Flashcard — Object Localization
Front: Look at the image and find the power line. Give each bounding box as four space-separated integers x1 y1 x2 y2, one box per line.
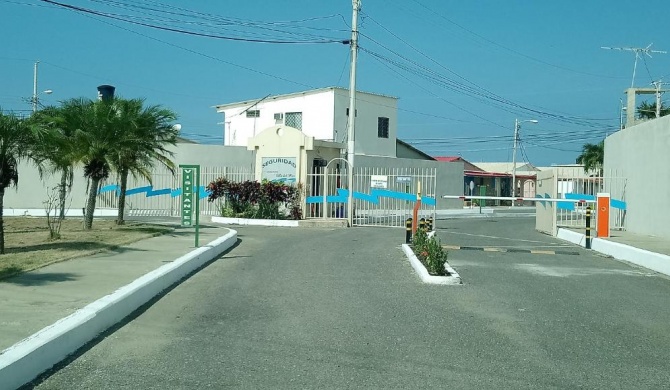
405 0 625 80
39 0 347 44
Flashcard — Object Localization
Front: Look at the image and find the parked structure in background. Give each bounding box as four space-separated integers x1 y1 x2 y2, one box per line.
437 156 541 206
215 87 398 158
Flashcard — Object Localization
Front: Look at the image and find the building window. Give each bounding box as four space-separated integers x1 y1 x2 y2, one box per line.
285 112 303 130
246 110 260 118
378 117 389 138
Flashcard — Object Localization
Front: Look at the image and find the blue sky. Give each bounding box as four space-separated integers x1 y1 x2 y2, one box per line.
2 0 669 166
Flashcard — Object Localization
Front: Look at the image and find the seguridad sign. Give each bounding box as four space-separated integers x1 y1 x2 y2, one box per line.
261 157 297 183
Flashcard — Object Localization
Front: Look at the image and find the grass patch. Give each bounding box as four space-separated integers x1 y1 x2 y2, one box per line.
0 217 174 281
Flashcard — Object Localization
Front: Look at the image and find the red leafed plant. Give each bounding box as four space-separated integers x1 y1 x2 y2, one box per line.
207 178 302 220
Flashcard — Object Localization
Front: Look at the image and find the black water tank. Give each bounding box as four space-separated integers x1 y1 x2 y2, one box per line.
97 85 115 101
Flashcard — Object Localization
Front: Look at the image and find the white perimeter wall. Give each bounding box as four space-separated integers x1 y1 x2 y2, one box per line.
604 116 670 238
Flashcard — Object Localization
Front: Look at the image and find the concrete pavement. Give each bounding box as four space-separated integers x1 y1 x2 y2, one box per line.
0 223 236 389
26 219 670 389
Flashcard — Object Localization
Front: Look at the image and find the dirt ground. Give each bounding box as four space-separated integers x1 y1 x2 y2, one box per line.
0 217 174 280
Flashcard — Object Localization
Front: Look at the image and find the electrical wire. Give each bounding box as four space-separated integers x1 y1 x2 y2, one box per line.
39 0 347 44
404 0 626 80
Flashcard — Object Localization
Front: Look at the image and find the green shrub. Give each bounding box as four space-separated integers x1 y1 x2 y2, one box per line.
207 178 302 220
412 230 448 276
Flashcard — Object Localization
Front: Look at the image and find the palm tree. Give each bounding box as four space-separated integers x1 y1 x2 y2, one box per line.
576 141 604 175
0 111 44 253
637 101 670 120
30 105 79 219
65 98 122 230
109 98 178 225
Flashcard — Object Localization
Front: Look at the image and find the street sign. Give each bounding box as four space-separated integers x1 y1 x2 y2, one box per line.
396 176 412 184
180 164 200 247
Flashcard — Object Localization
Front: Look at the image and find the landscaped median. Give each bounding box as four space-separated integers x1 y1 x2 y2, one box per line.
0 228 238 390
402 229 461 285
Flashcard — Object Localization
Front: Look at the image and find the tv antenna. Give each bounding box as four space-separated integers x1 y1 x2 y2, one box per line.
601 43 667 87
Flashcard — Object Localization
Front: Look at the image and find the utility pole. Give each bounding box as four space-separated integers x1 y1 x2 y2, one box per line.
511 119 519 206
652 80 663 118
511 119 538 207
32 61 39 113
346 0 360 227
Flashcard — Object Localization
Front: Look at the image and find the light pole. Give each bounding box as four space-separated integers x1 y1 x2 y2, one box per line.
511 118 538 207
32 61 52 113
346 0 361 227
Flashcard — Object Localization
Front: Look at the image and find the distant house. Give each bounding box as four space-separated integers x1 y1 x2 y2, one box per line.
435 157 540 205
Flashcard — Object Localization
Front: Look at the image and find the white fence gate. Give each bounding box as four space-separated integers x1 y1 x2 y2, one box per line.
306 166 437 227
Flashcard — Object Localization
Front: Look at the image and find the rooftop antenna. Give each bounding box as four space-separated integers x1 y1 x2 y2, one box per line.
601 43 667 87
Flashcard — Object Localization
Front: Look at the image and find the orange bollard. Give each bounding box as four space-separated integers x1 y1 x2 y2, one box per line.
596 193 610 238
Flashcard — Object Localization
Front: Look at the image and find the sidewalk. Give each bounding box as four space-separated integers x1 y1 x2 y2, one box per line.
557 227 670 277
0 224 232 352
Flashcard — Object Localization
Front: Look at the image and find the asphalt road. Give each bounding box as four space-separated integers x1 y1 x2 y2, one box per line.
29 218 670 389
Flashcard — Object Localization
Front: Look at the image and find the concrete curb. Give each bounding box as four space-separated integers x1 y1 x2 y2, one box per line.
401 244 462 285
557 228 670 277
0 229 238 390
211 216 299 227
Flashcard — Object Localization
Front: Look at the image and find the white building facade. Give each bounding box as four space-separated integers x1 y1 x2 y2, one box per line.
215 87 398 158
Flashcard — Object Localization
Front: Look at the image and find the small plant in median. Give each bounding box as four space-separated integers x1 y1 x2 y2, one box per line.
207 178 302 220
43 186 69 239
412 228 448 276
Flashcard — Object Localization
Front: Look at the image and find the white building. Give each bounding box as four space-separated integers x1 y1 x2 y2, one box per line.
214 87 398 158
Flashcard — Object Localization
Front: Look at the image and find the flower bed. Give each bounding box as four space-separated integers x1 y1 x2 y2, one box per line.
207 178 303 220
411 229 449 276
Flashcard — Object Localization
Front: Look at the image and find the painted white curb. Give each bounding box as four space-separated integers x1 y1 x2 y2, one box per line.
211 216 299 227
401 244 462 285
0 229 238 390
557 228 670 277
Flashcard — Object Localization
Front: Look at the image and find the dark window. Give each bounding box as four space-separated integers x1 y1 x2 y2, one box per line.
285 112 303 130
246 110 260 118
378 117 389 138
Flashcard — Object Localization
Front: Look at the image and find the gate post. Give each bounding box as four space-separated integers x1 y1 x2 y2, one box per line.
585 206 592 249
597 193 610 238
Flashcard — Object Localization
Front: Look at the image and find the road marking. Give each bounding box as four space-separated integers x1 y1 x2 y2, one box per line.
442 245 580 256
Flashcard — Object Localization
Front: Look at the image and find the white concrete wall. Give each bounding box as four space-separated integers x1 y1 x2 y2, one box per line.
333 89 397 157
221 91 335 145
535 169 557 235
604 115 670 238
2 144 255 211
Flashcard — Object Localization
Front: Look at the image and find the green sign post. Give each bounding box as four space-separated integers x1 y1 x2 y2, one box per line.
180 164 200 247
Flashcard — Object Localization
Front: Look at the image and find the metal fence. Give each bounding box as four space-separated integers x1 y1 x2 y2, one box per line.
305 165 437 228
555 169 627 230
97 165 254 218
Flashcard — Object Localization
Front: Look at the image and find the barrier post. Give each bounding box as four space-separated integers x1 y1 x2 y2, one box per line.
428 217 433 232
596 193 610 238
419 218 426 232
412 181 422 234
405 218 412 244
585 206 592 249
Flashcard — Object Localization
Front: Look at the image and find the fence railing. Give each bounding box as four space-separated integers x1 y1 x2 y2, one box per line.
97 165 254 218
305 166 437 227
